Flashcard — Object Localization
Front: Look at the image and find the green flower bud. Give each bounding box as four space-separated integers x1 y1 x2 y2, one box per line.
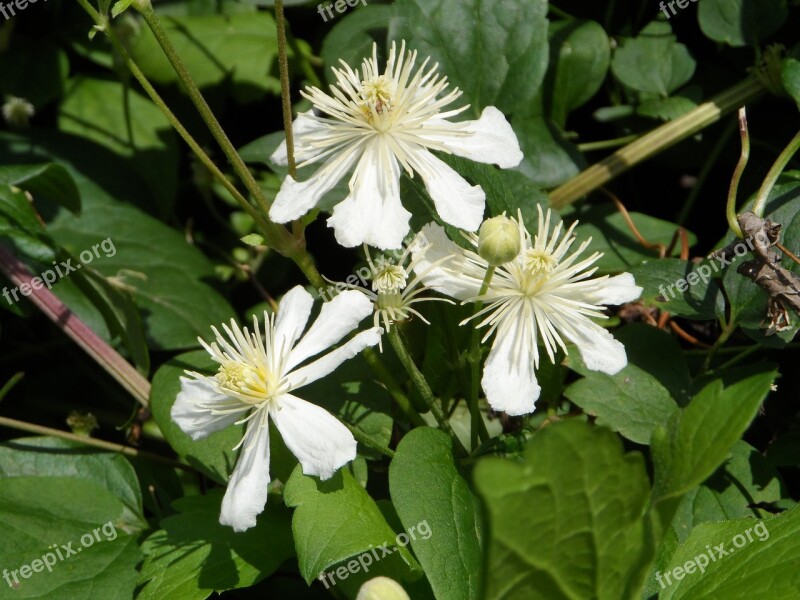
356 577 410 600
478 215 521 265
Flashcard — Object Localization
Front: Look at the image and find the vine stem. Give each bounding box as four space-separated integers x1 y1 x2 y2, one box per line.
467 267 495 448
275 0 297 179
726 108 750 238
0 246 150 407
752 128 800 217
387 328 468 456
0 416 193 471
549 77 765 209
362 347 426 427
343 422 394 459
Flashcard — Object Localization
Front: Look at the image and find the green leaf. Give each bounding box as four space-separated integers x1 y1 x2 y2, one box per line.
782 56 800 111
474 420 653 600
389 428 483 600
513 116 584 188
611 21 695 97
698 0 788 47
0 438 146 599
57 77 179 210
393 0 549 117
47 188 235 350
630 257 724 320
0 186 55 263
130 12 282 101
660 506 800 599
150 351 245 484
544 20 610 127
0 164 80 214
564 326 681 444
284 466 422 590
652 363 778 506
138 490 294 600
573 204 697 274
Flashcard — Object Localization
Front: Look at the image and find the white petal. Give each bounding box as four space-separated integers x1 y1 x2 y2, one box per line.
286 290 374 371
406 147 485 232
481 325 540 416
270 111 332 166
286 328 382 389
269 141 363 224
171 377 243 440
585 273 643 306
271 394 356 480
219 413 271 532
422 106 523 168
564 320 628 375
274 285 313 356
327 140 411 250
412 223 483 300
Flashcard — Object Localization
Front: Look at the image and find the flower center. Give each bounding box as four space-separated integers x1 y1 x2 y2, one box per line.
524 248 558 276
216 361 279 405
372 265 408 294
359 76 395 126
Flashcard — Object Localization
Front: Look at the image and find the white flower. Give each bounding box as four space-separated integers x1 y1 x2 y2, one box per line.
269 41 523 251
412 208 642 416
2 96 35 129
171 286 381 532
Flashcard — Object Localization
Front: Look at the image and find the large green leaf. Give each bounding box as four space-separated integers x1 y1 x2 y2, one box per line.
474 420 653 600
660 506 800 599
651 364 778 518
698 0 788 47
389 428 483 600
0 164 80 214
130 12 282 101
284 466 422 592
57 77 178 210
0 438 145 600
138 491 294 600
393 0 549 118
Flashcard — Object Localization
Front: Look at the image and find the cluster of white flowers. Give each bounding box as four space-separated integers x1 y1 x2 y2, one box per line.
174 41 641 531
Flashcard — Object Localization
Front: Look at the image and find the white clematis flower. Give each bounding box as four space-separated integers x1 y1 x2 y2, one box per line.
412 208 642 417
269 40 523 251
171 286 381 532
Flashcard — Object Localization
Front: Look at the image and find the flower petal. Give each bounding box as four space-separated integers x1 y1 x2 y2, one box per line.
584 273 643 306
481 324 540 416
271 393 356 480
286 290 374 371
286 327 382 389
564 320 628 375
327 139 411 250
274 285 313 356
412 223 483 300
406 146 485 232
172 377 245 440
219 412 271 532
270 111 333 166
421 106 523 168
269 140 364 224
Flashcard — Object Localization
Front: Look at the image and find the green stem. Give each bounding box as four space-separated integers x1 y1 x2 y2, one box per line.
344 422 394 459
0 372 23 402
275 0 297 179
717 344 761 370
468 267 495 448
0 416 194 471
550 77 765 209
727 108 750 238
752 128 800 217
387 328 467 456
362 347 426 427
701 320 738 372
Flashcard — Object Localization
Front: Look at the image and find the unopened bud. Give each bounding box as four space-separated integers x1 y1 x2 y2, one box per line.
478 215 521 265
2 96 35 129
356 577 410 600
